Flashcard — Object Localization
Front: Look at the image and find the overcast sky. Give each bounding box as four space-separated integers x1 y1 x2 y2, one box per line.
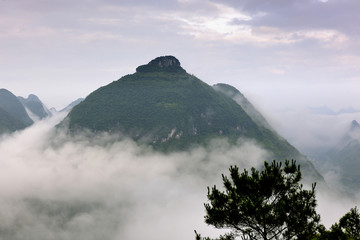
1 2 360 236
0 0 359 112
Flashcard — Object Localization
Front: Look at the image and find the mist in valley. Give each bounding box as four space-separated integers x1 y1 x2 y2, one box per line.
0 113 269 240
0 112 359 239
1 0 360 239
263 107 360 193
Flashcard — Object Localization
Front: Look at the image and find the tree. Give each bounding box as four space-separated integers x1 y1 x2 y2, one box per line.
314 223 348 240
339 207 360 239
314 207 360 240
196 160 320 240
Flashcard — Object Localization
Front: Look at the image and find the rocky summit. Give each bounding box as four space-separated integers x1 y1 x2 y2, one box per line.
135 56 185 73
149 56 181 67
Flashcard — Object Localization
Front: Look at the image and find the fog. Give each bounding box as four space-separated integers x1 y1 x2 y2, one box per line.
261 107 360 227
0 113 269 240
0 113 359 239
263 108 360 153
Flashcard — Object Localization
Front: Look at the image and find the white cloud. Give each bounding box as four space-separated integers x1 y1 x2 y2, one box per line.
333 54 360 68
162 1 254 42
299 29 348 46
0 114 269 240
1 114 358 238
165 2 348 48
80 17 124 26
266 67 286 75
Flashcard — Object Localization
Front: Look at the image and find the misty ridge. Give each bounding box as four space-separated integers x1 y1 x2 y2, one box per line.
268 106 360 195
0 56 360 239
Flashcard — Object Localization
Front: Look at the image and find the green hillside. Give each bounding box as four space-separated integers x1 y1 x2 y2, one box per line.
0 89 33 133
0 107 27 134
213 83 275 132
62 56 323 181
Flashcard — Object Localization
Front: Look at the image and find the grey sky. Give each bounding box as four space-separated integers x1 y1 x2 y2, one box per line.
1 2 360 236
0 0 359 112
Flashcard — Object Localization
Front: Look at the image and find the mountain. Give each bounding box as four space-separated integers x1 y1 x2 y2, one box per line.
60 98 84 112
18 94 52 120
213 83 275 132
324 120 360 192
350 119 360 131
307 106 360 115
308 106 337 115
0 89 52 134
337 107 360 115
0 89 34 134
0 107 28 134
61 56 323 181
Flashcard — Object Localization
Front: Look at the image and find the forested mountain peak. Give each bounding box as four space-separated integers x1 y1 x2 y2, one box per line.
61 56 323 182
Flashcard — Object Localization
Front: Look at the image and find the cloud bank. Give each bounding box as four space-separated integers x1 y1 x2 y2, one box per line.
0 113 359 239
0 114 268 240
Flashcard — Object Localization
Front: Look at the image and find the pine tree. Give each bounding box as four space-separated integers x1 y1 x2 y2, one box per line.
339 207 360 239
196 160 320 240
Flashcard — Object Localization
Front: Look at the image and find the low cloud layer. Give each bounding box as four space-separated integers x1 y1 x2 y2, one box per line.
267 109 360 152
0 114 269 240
0 114 359 239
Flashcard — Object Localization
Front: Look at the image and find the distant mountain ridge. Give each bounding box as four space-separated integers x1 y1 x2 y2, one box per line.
0 89 53 134
18 94 52 120
60 98 84 112
0 89 34 133
308 106 360 115
314 119 360 193
0 89 34 126
61 56 323 182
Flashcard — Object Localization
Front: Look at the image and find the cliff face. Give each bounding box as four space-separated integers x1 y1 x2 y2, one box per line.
135 56 186 73
149 56 181 67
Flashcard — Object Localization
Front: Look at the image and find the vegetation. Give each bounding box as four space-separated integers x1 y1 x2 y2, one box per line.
0 88 33 127
315 207 360 240
135 55 186 73
0 88 34 134
65 59 269 151
196 160 320 240
196 160 360 240
63 56 322 182
213 83 275 132
0 107 27 134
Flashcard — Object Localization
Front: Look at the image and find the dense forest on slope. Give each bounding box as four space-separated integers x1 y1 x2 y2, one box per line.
62 56 323 181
